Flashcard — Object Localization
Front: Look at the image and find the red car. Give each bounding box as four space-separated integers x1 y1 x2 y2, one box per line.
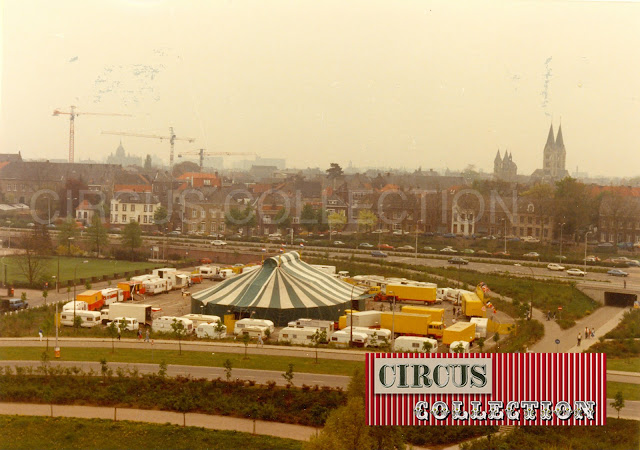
378 244 394 250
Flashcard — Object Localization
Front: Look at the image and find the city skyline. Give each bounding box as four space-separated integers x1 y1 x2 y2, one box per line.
1 1 639 177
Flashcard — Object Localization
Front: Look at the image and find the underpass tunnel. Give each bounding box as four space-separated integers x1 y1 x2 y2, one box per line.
604 291 637 307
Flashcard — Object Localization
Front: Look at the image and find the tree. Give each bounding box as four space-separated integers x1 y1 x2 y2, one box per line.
610 391 625 419
117 319 128 339
241 333 251 359
315 208 329 232
153 206 168 229
274 207 292 229
225 205 256 236
121 221 142 261
421 340 433 353
214 320 226 339
171 319 187 355
87 213 108 257
553 177 596 239
16 237 49 286
282 363 294 388
326 163 344 180
174 395 194 427
477 337 486 352
452 342 465 353
73 315 83 329
522 183 555 242
328 212 347 232
223 358 233 382
144 154 153 170
107 321 118 353
357 210 378 233
57 218 80 253
31 224 53 255
310 329 327 364
300 204 317 232
42 289 48 306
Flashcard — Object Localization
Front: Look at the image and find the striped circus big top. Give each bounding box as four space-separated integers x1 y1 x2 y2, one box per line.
191 251 364 325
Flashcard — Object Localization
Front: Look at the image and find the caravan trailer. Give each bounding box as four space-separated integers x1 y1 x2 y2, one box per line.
341 327 391 347
394 336 438 353
239 325 269 339
198 266 217 279
152 316 194 334
101 288 123 305
287 318 335 333
181 314 221 327
60 310 101 328
470 318 488 338
62 301 88 312
329 330 368 347
233 318 275 335
143 278 167 295
279 327 322 345
195 322 227 339
449 341 471 353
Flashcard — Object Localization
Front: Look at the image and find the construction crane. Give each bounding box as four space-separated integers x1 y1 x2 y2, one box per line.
53 106 131 163
101 127 195 169
177 149 257 170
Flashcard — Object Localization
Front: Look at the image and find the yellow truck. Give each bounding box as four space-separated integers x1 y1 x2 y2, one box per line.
442 322 476 345
461 292 486 318
380 312 442 338
398 306 445 337
76 290 104 311
383 284 437 304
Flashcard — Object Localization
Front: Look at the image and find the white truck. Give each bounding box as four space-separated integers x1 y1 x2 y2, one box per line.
143 278 171 295
108 303 153 326
198 266 217 279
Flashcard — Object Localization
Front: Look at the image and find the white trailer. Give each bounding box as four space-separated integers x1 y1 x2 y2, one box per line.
394 336 438 353
111 317 140 332
238 325 269 339
181 314 221 327
329 330 368 347
470 318 488 338
62 301 88 312
131 274 155 283
342 327 391 347
108 303 153 326
195 322 227 339
174 273 190 289
346 311 381 328
234 318 275 335
287 318 335 333
143 278 166 295
449 340 471 353
152 316 194 334
100 288 123 305
198 266 217 279
60 310 101 328
279 327 322 345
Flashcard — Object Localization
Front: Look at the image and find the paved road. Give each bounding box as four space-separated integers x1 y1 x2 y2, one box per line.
0 360 351 389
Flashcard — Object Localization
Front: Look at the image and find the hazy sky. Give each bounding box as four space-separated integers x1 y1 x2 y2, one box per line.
1 0 639 177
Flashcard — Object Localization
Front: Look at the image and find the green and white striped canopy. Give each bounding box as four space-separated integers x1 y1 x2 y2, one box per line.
191 251 365 326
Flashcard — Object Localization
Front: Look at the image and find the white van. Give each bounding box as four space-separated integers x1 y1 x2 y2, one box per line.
394 336 438 353
470 318 488 338
181 314 221 327
111 317 140 331
279 327 322 345
234 318 275 335
342 327 391 347
329 330 368 347
60 310 101 328
196 322 227 339
449 340 471 353
62 301 89 312
152 316 194 334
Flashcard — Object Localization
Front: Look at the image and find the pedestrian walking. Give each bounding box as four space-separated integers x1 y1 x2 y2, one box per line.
585 327 589 340
145 329 150 342
137 329 142 340
577 332 581 346
624 280 627 289
117 331 121 341
591 327 595 338
257 334 263 348
38 329 43 341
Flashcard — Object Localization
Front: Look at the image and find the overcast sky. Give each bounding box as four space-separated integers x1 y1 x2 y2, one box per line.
1 0 639 177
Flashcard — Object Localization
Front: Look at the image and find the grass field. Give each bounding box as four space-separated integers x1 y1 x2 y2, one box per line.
607 357 640 373
607 381 640 401
0 416 303 450
0 346 362 376
1 256 159 285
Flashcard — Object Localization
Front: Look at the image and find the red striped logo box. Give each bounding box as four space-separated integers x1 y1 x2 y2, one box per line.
366 353 606 426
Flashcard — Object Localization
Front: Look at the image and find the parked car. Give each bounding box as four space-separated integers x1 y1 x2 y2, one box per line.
461 249 475 254
371 251 388 258
523 252 540 258
211 240 227 246
167 231 181 236
522 236 540 243
626 260 640 267
584 255 600 263
448 257 469 265
440 247 457 253
359 242 374 248
566 268 586 277
423 246 435 251
554 255 567 260
392 230 404 236
597 242 614 248
378 244 394 250
476 250 490 255
397 245 415 251
607 269 629 277
493 251 510 256
333 240 345 246
547 263 565 271
8 298 28 310
443 233 456 238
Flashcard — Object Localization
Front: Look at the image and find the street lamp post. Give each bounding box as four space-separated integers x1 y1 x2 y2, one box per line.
415 220 421 262
559 222 566 263
68 236 74 256
584 231 592 274
389 290 396 352
500 218 507 254
73 260 89 323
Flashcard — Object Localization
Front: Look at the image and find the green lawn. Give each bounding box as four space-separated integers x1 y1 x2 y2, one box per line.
0 416 303 450
607 357 640 373
0 346 361 376
607 381 640 401
1 256 159 285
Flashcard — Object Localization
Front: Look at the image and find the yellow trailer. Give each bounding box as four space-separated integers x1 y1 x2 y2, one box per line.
461 292 486 318
380 312 432 337
386 284 437 303
400 306 445 323
442 322 476 345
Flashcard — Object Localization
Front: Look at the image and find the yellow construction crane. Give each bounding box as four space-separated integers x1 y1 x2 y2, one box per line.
177 148 257 170
102 127 195 168
53 106 131 163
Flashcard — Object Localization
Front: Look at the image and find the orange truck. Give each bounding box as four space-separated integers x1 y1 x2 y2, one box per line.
76 290 104 311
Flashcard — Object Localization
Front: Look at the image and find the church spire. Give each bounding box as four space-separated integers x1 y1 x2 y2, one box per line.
494 150 502 163
556 124 565 149
545 123 555 147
